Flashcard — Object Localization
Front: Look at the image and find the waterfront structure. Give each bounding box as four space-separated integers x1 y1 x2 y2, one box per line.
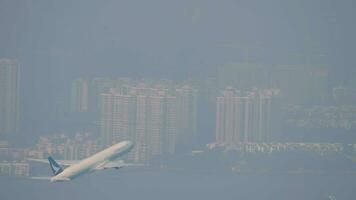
0 161 29 177
31 133 100 160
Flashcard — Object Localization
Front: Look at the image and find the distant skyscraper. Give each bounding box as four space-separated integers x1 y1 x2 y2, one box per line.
0 59 20 138
216 87 277 145
71 78 89 112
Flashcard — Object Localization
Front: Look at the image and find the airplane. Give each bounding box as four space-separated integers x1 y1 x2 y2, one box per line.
28 140 134 182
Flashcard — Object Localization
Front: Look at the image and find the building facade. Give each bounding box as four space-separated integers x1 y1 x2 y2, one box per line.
175 85 197 146
71 78 89 113
216 87 277 145
100 85 180 163
0 59 20 139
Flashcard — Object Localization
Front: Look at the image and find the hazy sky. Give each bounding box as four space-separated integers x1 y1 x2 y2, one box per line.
1 0 355 133
1 3 356 200
1 0 355 76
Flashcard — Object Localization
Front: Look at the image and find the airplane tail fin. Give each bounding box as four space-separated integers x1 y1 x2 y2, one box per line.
48 156 63 176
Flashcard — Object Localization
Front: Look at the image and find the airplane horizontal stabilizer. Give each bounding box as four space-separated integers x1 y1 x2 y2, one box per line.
27 158 78 167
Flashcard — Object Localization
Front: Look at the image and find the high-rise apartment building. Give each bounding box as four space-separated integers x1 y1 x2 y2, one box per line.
147 95 164 156
163 96 177 154
71 78 89 113
216 87 277 145
100 89 133 146
100 85 179 163
0 59 20 138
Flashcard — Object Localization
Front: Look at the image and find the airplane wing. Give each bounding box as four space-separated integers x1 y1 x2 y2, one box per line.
94 160 144 170
27 158 79 167
30 176 52 180
29 176 70 182
95 160 125 170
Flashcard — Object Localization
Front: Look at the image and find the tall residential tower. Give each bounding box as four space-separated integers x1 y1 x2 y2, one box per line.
216 87 278 144
71 78 89 113
0 59 20 139
99 84 179 164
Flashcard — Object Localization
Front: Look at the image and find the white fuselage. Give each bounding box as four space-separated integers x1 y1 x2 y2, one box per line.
51 141 133 182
